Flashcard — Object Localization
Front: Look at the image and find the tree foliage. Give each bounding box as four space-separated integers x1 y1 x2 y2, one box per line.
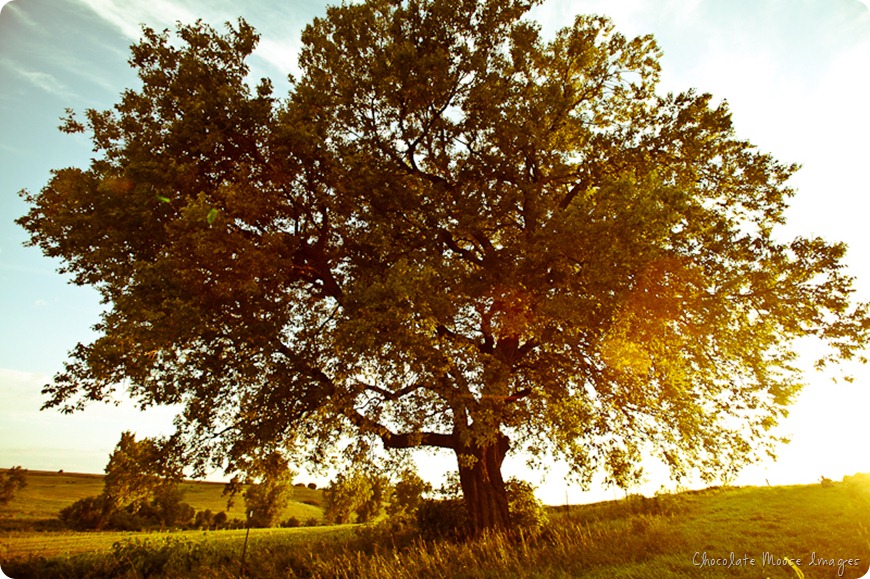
17 0 869 533
242 452 296 528
323 469 390 524
102 432 183 514
387 469 432 517
59 432 192 530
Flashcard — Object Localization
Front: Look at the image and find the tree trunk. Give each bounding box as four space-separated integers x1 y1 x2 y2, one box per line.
456 433 511 535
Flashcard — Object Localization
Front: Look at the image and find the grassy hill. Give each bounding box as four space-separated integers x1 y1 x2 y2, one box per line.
2 473 869 578
0 469 324 531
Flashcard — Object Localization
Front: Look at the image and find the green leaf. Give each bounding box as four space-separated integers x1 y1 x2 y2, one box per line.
207 208 218 224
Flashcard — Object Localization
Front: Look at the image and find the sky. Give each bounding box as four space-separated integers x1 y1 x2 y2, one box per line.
1 0 869 505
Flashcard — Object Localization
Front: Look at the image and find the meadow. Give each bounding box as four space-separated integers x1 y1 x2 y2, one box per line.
2 471 869 578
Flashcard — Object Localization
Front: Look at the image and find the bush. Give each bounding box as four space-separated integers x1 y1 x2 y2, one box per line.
213 511 228 529
59 495 109 530
146 486 195 529
281 516 301 528
106 506 147 531
506 478 548 534
228 517 245 529
416 498 470 540
194 509 215 529
304 517 319 527
307 482 317 490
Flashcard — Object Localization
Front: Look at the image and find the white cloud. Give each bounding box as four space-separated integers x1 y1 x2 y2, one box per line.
75 0 197 39
9 65 69 96
72 0 304 84
254 36 302 79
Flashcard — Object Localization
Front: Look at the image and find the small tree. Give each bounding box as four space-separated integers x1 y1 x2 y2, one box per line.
356 473 390 523
194 508 215 530
0 467 27 506
243 452 295 528
102 432 183 517
324 468 392 524
387 469 432 517
146 485 196 529
213 510 229 529
58 433 190 530
324 471 371 524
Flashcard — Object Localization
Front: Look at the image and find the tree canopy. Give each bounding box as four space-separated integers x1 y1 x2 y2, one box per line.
17 0 869 533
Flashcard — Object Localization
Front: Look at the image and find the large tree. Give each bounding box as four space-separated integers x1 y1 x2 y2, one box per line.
18 0 868 533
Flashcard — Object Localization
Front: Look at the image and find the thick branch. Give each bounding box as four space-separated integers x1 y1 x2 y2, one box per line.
357 381 424 401
437 229 484 266
344 406 456 450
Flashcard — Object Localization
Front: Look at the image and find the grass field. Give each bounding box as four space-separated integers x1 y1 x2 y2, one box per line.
2 472 869 578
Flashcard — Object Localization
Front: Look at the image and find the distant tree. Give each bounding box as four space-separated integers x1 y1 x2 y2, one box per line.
144 485 196 529
387 469 432 517
324 471 371 525
99 432 185 528
0 466 27 506
194 508 215 530
57 433 191 530
19 0 870 534
243 452 296 528
324 468 391 524
213 510 229 529
356 473 390 523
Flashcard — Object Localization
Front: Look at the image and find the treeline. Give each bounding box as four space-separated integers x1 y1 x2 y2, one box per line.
54 432 548 539
57 433 318 532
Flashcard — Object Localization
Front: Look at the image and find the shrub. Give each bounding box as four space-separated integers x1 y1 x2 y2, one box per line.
146 486 195 529
213 511 228 529
416 498 470 540
281 516 301 528
59 495 109 530
194 509 215 529
106 506 147 531
307 482 317 490
506 478 548 534
304 517 319 527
